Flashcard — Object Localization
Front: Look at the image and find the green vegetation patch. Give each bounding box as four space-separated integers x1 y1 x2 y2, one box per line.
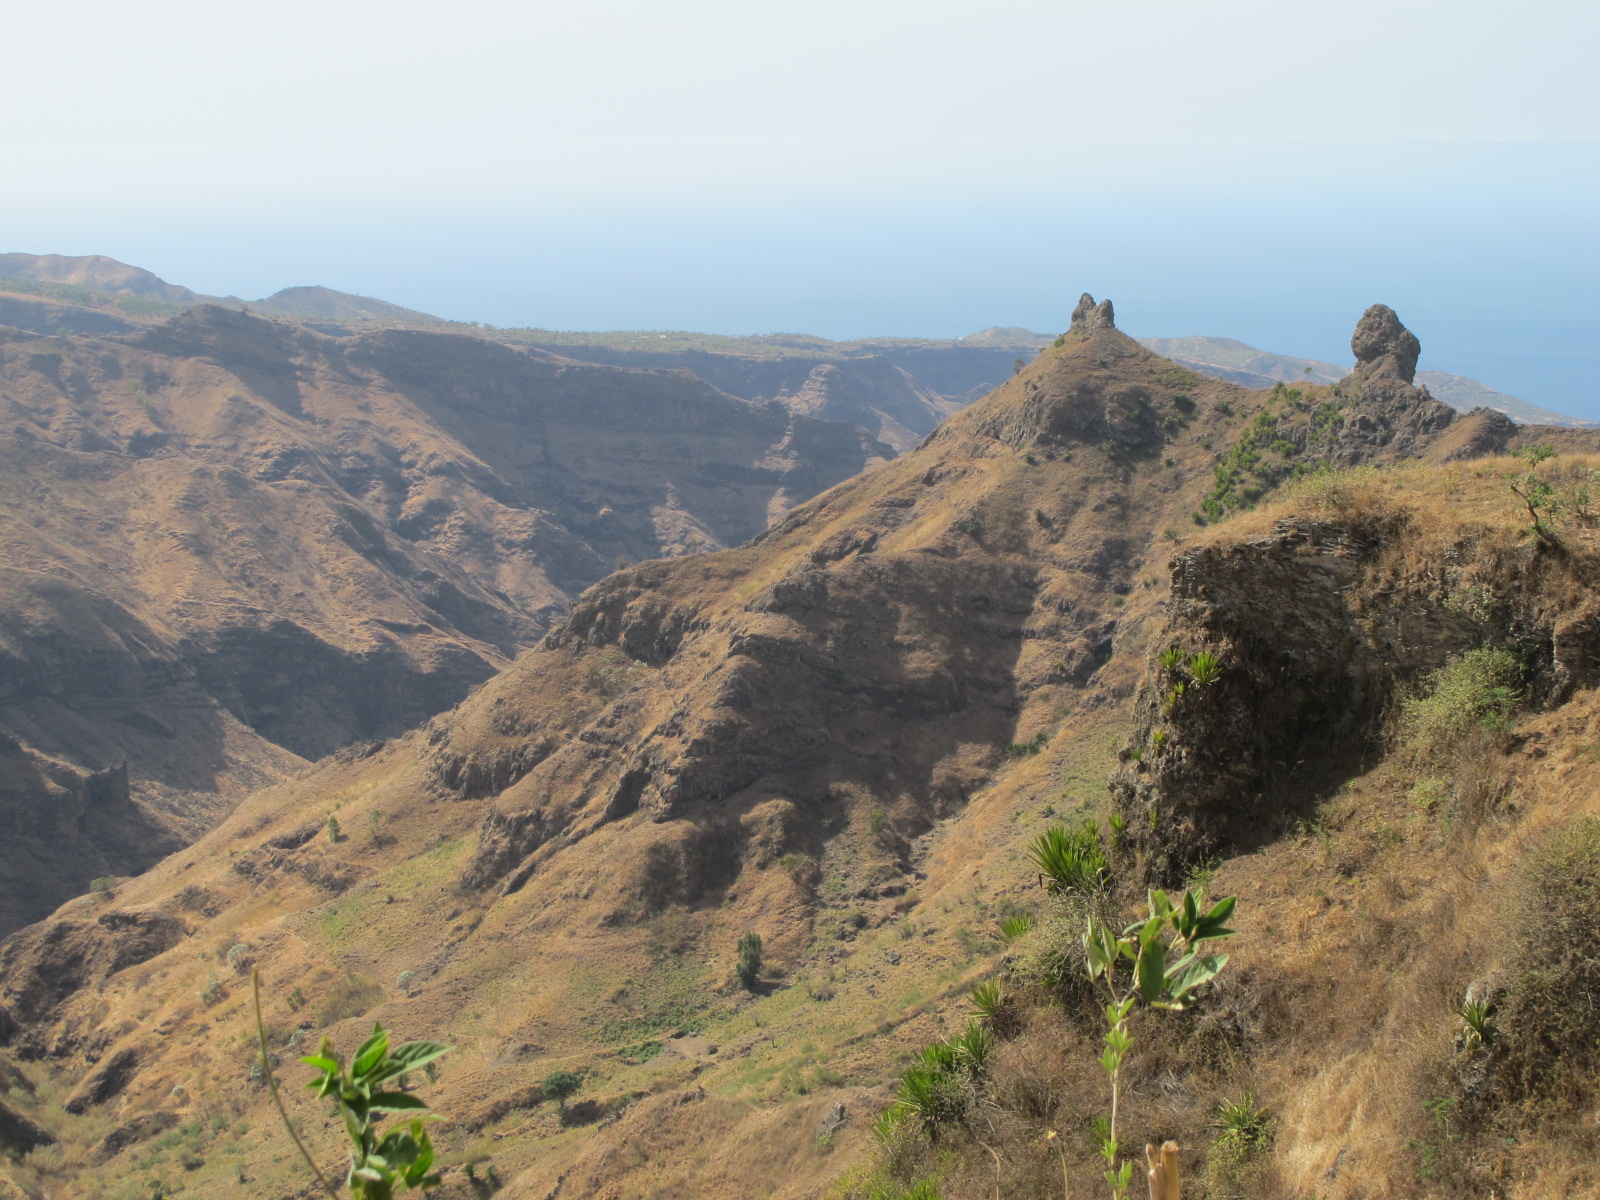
1198 383 1347 523
1399 646 1520 760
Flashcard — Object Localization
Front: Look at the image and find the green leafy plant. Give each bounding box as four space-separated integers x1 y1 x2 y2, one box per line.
1027 824 1108 895
327 814 343 842
734 931 764 990
1208 1090 1273 1155
1157 646 1184 673
1083 889 1237 1199
1005 731 1048 758
1186 651 1222 686
968 979 1006 1027
1507 444 1556 542
997 913 1036 944
887 1021 993 1132
1400 646 1521 759
1459 998 1495 1053
254 971 451 1199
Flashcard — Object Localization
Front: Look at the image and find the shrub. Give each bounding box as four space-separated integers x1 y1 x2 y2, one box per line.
1027 824 1108 894
734 931 763 990
1496 817 1600 1108
1186 650 1222 686
326 814 342 842
1005 731 1048 758
225 943 254 975
541 1070 581 1108
1399 646 1520 761
1205 1091 1275 1198
317 974 387 1026
968 979 1006 1027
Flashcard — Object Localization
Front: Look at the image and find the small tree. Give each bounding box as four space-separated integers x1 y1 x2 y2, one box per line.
255 971 451 1199
1083 889 1237 1199
541 1070 581 1110
1508 444 1557 543
734 931 763 990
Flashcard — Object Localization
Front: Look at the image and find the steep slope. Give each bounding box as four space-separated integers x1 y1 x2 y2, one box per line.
3 298 1564 1200
0 305 891 934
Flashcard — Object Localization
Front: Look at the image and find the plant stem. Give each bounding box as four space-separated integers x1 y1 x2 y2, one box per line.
253 968 341 1200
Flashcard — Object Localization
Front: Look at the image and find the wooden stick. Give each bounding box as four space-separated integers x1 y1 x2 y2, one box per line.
1160 1140 1181 1200
1146 1143 1163 1200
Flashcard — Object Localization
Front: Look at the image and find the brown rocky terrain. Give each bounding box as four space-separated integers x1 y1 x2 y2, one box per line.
7 298 1597 1199
0 254 1050 453
0 303 891 934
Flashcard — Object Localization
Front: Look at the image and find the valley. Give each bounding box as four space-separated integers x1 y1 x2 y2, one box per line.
2 292 1596 1199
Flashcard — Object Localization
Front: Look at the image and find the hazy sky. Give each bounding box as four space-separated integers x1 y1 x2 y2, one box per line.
7 0 1598 411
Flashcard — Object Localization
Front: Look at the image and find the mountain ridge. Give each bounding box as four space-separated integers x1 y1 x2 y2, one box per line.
8 299 1595 1198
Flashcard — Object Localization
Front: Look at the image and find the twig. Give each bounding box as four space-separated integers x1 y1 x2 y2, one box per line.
253 968 342 1200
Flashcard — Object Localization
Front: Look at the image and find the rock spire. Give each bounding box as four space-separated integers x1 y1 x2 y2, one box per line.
1350 304 1420 383
1070 293 1116 333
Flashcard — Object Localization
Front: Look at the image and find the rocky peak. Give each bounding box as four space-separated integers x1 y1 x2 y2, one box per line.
1350 303 1420 383
1070 292 1116 333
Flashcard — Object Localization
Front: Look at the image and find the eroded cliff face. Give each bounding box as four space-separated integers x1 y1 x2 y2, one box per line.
1112 496 1600 879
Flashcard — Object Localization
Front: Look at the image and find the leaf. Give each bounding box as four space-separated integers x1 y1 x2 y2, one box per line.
370 1039 453 1084
1136 935 1167 1003
1180 889 1199 939
370 1091 428 1112
300 1054 340 1073
1168 953 1230 1002
352 1023 390 1079
1194 895 1237 940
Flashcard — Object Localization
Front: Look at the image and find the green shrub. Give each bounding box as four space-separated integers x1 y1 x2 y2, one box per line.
1399 646 1521 760
1005 731 1048 758
997 913 1035 944
968 979 1006 1026
734 931 763 990
542 1070 581 1107
1186 650 1222 686
1027 823 1108 894
1205 1091 1274 1199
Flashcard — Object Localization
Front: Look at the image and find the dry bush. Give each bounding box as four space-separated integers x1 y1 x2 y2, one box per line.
1494 817 1600 1112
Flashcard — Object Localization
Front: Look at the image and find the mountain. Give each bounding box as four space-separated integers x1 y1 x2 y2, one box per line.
8 299 1596 1198
507 330 1054 452
1139 333 1597 426
0 304 891 936
0 254 197 305
249 286 445 325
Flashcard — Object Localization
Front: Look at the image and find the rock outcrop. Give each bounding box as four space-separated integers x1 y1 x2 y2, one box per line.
1350 303 1421 383
1071 292 1116 333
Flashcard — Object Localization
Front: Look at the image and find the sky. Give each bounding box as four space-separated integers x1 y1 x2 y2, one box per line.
7 0 1598 412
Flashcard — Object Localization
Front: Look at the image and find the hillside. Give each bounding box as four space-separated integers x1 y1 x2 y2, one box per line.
6 299 1595 1199
0 255 1050 452
0 304 891 935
